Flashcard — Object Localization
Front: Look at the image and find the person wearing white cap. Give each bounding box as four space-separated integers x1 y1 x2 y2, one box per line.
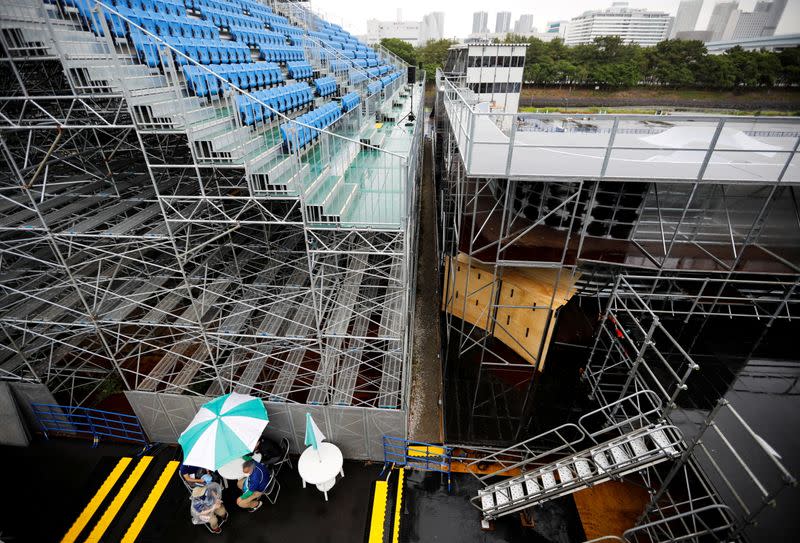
190 482 228 534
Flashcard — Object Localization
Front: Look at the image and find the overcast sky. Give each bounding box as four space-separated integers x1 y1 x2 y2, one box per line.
313 0 800 39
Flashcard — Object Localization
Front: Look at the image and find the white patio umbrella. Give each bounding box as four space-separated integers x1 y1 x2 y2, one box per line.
178 392 268 470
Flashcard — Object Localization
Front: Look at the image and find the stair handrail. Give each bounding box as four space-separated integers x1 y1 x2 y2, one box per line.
464 422 585 484
472 423 685 519
94 1 406 159
578 389 663 443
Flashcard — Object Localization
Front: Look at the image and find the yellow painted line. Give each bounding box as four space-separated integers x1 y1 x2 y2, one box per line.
367 480 389 543
408 445 445 457
61 457 132 543
120 460 179 543
392 468 405 543
84 456 152 543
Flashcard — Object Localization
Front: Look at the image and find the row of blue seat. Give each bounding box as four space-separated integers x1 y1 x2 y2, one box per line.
259 45 304 63
380 72 402 88
229 25 284 46
280 102 342 153
109 0 185 16
200 6 262 29
286 61 313 80
170 36 250 65
182 62 282 96
366 65 391 78
236 83 313 125
116 7 218 40
366 81 382 96
340 92 360 113
185 0 239 14
313 76 337 97
270 22 303 37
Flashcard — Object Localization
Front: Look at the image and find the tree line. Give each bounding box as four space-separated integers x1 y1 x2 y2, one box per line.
380 35 800 89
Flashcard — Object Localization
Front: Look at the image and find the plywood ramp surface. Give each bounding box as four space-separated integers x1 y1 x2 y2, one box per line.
442 253 580 370
573 481 650 540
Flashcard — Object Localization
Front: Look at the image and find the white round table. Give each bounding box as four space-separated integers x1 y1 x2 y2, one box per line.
297 442 344 501
217 452 262 480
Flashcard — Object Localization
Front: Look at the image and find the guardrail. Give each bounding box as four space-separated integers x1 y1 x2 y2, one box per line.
382 436 452 491
31 403 149 448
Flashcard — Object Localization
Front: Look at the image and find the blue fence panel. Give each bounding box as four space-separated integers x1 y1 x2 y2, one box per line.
31 403 149 447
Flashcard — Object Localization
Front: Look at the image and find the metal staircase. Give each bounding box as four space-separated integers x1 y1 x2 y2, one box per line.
471 390 684 520
475 422 682 519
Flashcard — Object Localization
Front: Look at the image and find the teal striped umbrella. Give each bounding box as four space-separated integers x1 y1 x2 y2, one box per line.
179 393 268 470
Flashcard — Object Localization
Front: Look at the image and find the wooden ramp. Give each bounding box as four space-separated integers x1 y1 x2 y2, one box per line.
572 480 650 540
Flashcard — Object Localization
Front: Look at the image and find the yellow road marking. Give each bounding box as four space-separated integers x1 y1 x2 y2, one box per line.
392 468 405 543
120 460 179 543
84 456 152 543
61 457 132 543
367 480 389 543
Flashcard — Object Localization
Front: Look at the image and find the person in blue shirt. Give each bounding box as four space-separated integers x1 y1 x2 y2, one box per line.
180 463 212 488
236 459 271 511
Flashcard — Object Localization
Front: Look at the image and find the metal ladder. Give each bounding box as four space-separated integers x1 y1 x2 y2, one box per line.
472 390 683 520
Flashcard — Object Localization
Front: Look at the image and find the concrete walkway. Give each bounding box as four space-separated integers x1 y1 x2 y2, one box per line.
408 130 444 444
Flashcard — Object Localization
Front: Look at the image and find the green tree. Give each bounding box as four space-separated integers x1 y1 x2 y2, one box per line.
416 39 457 78
379 38 417 66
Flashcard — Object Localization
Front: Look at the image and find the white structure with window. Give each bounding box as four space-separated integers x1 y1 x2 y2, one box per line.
444 43 527 129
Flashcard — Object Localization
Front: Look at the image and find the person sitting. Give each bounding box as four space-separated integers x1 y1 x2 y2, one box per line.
190 482 228 534
180 463 212 488
253 435 284 467
236 458 271 512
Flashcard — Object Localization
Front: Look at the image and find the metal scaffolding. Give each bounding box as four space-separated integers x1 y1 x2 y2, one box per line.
435 69 798 541
0 0 423 457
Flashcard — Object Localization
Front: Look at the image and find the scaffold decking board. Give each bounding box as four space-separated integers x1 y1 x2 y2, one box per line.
331 283 378 406
102 276 169 322
0 193 80 228
9 287 61 320
175 280 232 325
255 268 308 336
26 196 102 229
0 335 49 374
138 343 192 392
140 291 185 324
233 344 272 394
63 199 143 234
33 289 83 323
91 281 140 319
165 344 211 393
269 347 305 401
103 203 163 236
310 258 366 405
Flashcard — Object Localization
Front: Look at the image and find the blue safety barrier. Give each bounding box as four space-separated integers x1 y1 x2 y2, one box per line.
381 436 452 492
31 403 150 448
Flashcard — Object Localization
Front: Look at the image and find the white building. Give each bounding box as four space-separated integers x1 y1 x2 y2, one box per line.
472 12 489 34
707 1 739 41
514 14 534 34
547 20 569 37
444 43 527 128
362 11 444 46
564 2 674 47
495 12 512 34
364 18 422 46
420 12 445 43
670 0 704 38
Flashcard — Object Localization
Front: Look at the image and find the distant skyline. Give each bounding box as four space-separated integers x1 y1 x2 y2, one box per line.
312 0 800 39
